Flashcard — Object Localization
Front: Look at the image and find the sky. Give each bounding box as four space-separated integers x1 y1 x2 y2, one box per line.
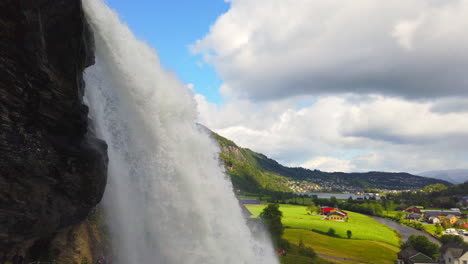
104 0 468 174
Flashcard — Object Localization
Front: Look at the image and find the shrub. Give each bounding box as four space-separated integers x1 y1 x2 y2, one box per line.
298 238 316 258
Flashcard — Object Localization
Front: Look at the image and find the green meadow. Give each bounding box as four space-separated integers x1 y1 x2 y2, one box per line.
283 229 399 264
245 204 400 246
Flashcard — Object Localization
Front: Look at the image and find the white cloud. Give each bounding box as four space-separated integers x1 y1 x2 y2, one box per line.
301 157 356 172
391 15 425 50
186 83 194 91
193 0 468 101
196 95 468 173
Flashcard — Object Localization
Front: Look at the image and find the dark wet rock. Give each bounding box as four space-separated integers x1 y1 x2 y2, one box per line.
0 0 107 253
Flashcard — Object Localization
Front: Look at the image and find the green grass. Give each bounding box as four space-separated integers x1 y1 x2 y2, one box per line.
383 210 407 217
423 224 438 235
246 204 400 246
284 229 399 264
279 243 333 264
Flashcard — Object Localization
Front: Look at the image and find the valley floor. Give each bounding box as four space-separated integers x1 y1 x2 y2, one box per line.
246 204 400 264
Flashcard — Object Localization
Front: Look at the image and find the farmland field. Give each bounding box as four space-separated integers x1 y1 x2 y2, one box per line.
245 204 400 246
283 229 399 264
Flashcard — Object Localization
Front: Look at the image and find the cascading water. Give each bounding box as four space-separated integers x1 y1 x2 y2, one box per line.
81 1 278 263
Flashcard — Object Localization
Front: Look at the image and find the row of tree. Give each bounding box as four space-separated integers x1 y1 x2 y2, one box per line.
402 234 468 259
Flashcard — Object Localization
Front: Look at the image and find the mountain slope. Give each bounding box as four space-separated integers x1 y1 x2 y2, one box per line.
212 133 292 192
211 132 451 193
418 169 468 184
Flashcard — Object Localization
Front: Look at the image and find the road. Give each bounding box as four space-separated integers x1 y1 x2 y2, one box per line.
371 216 441 245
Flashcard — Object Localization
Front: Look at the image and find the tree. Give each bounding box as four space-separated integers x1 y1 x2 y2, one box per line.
386 200 394 215
327 228 336 237
260 204 284 245
298 238 316 258
395 211 404 222
434 224 443 236
346 230 352 239
306 202 319 215
440 235 466 246
401 235 439 259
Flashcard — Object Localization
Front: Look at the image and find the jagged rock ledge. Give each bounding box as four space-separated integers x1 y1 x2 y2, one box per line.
0 0 107 258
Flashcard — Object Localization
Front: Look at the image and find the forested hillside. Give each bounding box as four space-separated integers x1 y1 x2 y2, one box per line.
211 132 451 193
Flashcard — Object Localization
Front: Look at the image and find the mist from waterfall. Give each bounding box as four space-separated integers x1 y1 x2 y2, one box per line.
81 1 278 263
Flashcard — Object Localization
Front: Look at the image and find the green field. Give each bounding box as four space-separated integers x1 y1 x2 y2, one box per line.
246 204 400 246
284 229 399 264
423 224 438 235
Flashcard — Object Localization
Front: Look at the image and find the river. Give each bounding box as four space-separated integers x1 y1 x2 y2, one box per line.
300 192 382 200
371 216 441 245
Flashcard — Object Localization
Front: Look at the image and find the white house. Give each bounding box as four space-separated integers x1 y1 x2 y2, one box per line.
440 243 468 264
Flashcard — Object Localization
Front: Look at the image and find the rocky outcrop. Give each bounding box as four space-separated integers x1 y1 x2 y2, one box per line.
0 0 107 254
44 210 109 264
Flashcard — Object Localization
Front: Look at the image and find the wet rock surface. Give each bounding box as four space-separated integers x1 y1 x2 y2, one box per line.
0 0 107 252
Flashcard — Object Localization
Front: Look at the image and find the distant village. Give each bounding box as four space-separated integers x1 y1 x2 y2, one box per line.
403 205 468 229
285 179 422 194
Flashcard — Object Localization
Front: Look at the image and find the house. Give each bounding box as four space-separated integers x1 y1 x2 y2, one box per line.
396 248 437 264
406 206 424 213
439 243 468 264
407 213 422 220
326 210 348 221
428 216 440 224
456 220 468 229
321 206 335 215
460 196 468 205
423 210 462 221
445 214 459 225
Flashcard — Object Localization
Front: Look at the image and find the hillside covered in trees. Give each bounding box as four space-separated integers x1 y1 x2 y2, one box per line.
211 132 451 193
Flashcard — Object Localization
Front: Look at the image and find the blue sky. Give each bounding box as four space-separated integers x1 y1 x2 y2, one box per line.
105 0 228 103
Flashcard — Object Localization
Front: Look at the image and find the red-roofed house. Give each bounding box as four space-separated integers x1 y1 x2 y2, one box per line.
406 206 424 213
321 207 335 215
326 210 348 221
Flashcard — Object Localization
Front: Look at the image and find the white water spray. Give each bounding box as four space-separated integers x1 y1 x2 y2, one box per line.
82 1 278 263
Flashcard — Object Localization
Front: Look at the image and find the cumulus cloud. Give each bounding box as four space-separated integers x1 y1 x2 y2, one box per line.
430 97 468 113
196 95 468 173
193 0 468 101
301 157 356 173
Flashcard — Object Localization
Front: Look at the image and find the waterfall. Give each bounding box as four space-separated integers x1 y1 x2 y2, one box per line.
81 1 278 263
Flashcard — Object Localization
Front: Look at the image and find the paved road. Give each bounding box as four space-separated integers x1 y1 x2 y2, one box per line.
371 216 441 245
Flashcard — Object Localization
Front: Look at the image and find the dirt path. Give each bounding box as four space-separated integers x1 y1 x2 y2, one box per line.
317 253 367 263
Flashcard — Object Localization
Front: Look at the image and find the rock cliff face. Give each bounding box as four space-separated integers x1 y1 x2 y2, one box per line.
0 0 107 254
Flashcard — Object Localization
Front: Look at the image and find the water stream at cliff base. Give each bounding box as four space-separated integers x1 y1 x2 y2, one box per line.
81 1 278 263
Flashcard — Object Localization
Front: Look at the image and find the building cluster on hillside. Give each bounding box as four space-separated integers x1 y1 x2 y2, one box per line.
285 180 329 193
397 243 468 264
288 176 432 193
